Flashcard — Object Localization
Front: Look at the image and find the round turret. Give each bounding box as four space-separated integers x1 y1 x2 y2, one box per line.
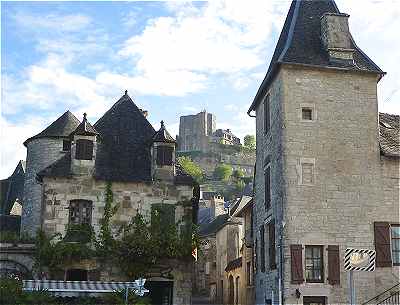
21 111 80 235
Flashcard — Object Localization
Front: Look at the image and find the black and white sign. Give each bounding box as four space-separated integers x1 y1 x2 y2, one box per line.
344 248 376 272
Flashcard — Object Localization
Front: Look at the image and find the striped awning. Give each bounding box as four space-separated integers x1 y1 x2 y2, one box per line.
22 280 139 293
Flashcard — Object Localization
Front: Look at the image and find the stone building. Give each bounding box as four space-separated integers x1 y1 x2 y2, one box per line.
178 110 216 152
6 91 199 305
211 129 241 146
248 1 399 304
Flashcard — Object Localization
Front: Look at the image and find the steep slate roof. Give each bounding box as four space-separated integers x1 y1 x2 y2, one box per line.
38 92 195 184
70 113 99 137
24 111 80 146
225 257 242 272
93 92 156 182
153 121 176 143
0 161 25 214
379 113 400 158
248 0 384 113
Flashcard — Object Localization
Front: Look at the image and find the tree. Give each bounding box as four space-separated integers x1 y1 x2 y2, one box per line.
232 169 245 179
177 156 204 183
243 135 256 150
214 164 233 181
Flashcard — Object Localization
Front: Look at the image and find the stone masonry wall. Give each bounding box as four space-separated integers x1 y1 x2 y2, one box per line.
280 65 399 304
41 176 194 305
21 138 67 236
254 70 285 304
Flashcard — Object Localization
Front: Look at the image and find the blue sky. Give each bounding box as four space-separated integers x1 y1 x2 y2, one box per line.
1 0 399 178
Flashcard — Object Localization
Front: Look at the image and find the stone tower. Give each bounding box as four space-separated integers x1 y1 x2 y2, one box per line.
21 111 80 235
247 0 397 304
178 111 216 152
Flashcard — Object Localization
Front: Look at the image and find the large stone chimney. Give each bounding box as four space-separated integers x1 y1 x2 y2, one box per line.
321 13 354 64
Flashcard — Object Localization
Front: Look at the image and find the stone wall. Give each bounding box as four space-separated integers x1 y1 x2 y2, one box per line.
254 70 284 304
41 176 194 305
21 138 67 236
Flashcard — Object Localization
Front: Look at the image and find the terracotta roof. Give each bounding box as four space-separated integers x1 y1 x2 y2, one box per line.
248 0 384 113
152 121 176 143
24 111 80 146
379 112 400 157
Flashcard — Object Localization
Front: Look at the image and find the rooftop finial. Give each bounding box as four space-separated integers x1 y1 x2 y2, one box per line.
125 90 128 95
161 120 165 128
83 112 87 121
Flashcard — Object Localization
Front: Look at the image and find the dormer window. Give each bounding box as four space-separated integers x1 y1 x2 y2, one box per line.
75 139 93 160
156 146 173 166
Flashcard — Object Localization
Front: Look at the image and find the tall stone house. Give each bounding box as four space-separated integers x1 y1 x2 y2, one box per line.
16 91 199 305
248 1 399 305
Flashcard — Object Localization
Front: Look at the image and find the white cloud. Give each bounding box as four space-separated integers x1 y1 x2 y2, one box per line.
118 0 285 92
12 11 91 33
0 115 47 179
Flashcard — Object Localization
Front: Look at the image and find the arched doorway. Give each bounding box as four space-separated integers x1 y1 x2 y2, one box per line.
228 275 234 305
0 260 32 280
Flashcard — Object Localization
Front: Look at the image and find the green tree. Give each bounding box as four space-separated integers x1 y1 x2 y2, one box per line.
177 156 204 183
243 135 256 150
232 169 245 179
214 164 233 181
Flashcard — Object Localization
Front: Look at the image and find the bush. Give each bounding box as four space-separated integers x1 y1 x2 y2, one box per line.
213 164 233 181
177 156 204 183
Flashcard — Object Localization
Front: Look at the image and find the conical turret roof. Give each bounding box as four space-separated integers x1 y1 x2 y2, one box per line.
70 113 98 137
24 110 80 146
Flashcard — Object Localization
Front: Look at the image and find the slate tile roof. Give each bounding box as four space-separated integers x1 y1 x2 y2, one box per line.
153 121 176 143
0 161 25 214
37 92 195 184
199 213 230 237
225 257 242 272
24 111 80 146
70 113 99 137
379 112 400 157
248 0 384 113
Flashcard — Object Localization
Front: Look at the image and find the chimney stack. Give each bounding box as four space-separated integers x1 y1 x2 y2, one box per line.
321 13 354 64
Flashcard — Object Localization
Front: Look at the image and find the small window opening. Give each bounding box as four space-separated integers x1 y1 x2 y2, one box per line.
302 108 313 120
75 139 93 160
301 163 314 184
63 140 71 151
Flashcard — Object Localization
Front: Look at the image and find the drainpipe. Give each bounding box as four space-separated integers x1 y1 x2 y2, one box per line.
279 221 285 305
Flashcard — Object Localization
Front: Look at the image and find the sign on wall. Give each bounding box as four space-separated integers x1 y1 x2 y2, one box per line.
344 248 376 272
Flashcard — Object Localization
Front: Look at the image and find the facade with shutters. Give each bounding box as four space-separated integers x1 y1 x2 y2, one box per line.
248 1 399 305
14 92 199 305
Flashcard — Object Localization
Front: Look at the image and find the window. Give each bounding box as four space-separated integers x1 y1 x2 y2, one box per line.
268 220 276 269
260 225 265 272
265 166 271 210
264 95 270 134
69 200 92 225
301 163 314 184
75 139 93 160
303 296 326 305
302 108 313 120
391 224 400 265
305 246 324 283
156 146 174 166
62 140 71 151
246 262 251 286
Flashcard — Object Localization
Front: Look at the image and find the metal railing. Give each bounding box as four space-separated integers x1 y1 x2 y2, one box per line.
362 283 400 305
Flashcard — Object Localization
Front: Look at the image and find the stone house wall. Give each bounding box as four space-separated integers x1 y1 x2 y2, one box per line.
41 175 194 305
252 65 399 304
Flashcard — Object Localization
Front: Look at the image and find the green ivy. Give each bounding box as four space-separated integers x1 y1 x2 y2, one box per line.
34 181 199 280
